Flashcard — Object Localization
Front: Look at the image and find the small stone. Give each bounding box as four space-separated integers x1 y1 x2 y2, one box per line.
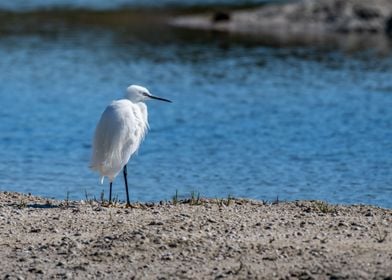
263 255 277 261
148 221 163 226
338 222 348 227
161 253 173 261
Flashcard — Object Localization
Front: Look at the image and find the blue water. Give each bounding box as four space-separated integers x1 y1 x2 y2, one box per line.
0 27 391 207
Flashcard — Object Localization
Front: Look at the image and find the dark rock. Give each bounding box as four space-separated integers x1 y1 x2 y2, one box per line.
212 11 231 23
354 5 381 20
386 16 392 36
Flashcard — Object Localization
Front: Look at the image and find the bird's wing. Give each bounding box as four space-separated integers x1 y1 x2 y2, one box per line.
90 100 145 179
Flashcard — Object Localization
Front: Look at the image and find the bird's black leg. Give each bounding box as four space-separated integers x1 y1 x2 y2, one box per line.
123 164 130 206
109 182 113 204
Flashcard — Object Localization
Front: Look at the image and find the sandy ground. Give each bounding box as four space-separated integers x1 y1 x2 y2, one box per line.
0 192 391 279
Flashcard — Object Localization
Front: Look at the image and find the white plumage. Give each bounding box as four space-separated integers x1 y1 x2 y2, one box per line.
90 99 148 184
90 84 171 205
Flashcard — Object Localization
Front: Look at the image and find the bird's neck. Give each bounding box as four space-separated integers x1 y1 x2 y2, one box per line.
136 102 148 125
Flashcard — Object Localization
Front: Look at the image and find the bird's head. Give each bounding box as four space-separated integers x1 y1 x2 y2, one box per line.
126 85 172 103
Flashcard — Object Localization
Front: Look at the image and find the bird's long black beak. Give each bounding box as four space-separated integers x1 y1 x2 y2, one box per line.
149 94 172 103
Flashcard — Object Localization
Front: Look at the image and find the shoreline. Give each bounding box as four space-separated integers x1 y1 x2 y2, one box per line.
0 191 391 279
170 0 392 50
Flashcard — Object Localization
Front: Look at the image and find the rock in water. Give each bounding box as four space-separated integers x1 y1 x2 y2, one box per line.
386 16 392 36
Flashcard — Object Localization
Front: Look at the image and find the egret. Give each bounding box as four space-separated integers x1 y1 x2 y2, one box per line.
90 85 171 206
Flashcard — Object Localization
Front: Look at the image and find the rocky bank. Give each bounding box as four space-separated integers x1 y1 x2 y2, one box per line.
171 0 392 48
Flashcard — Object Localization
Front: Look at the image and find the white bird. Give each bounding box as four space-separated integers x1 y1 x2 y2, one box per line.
90 84 171 205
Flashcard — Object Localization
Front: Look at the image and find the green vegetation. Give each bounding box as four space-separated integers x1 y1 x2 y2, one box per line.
312 200 335 213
